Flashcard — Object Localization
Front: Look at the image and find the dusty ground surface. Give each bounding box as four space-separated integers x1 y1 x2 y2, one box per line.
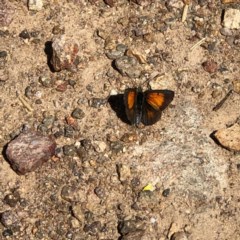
0 0 240 239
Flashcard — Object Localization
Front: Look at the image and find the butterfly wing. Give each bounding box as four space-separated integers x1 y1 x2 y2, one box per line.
124 88 138 125
142 90 174 126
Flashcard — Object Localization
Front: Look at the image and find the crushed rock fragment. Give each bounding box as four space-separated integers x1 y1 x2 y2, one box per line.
214 124 240 151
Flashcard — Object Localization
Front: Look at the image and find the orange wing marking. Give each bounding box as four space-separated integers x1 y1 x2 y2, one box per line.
146 93 165 110
127 91 136 109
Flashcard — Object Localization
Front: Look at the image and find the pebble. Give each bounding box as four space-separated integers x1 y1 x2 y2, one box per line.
110 141 124 154
104 0 114 7
71 204 84 223
214 124 240 151
89 98 107 108
94 186 105 198
0 51 7 58
39 76 53 87
106 50 124 60
118 219 145 236
2 229 13 237
202 59 218 74
92 141 107 153
52 25 65 35
63 144 76 156
121 132 138 143
83 221 102 235
51 36 80 72
0 69 9 82
0 210 18 228
162 188 170 197
171 231 188 240
19 29 31 39
6 131 56 174
223 8 240 29
28 0 43 11
117 164 131 183
220 27 233 36
71 108 85 119
56 81 68 92
114 56 141 78
233 79 240 94
4 191 20 207
64 125 76 138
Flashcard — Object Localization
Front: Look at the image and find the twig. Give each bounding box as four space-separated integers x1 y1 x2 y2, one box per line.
182 4 189 22
213 90 233 111
18 95 33 112
190 38 206 51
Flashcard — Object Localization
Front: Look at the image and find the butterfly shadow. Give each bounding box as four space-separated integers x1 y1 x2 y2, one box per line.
108 94 130 125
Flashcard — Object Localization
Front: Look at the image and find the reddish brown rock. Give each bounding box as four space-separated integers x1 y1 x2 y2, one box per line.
6 131 56 175
51 36 80 72
202 59 218 74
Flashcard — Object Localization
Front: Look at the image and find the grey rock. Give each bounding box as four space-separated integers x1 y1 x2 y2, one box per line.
114 56 141 78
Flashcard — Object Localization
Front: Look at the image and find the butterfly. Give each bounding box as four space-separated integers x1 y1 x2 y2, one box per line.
124 87 174 126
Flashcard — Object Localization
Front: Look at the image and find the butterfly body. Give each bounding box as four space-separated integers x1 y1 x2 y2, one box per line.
124 88 174 126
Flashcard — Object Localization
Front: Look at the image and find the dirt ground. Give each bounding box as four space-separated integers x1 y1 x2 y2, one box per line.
0 0 240 239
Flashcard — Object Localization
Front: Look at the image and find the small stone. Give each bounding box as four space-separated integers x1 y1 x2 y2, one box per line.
106 50 124 60
66 115 77 127
104 0 114 7
64 125 76 138
214 124 240 151
72 204 84 224
202 59 218 74
71 108 85 119
223 8 240 29
52 25 65 35
63 144 76 156
117 164 131 182
0 51 7 58
19 29 31 39
6 131 56 174
89 98 107 108
0 69 9 82
83 221 101 235
28 0 43 11
56 82 68 92
121 132 138 143
162 188 170 197
220 27 233 36
2 229 13 237
94 187 105 198
116 44 128 53
211 89 222 99
118 219 145 236
233 79 240 94
51 36 80 72
114 56 141 78
92 141 107 153
171 231 188 240
39 76 53 87
61 186 74 202
4 191 20 207
0 210 18 228
110 141 124 154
